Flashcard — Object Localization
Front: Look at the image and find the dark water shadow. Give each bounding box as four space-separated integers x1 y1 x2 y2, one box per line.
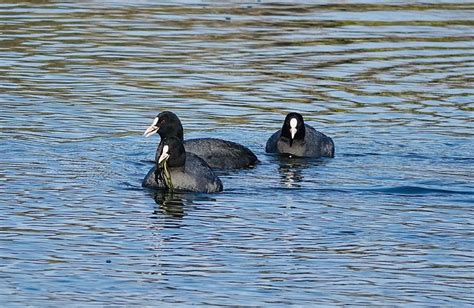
356 185 474 196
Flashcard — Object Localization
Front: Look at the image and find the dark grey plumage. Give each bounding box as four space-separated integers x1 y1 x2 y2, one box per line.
144 111 258 169
142 137 223 193
266 113 335 158
184 138 257 169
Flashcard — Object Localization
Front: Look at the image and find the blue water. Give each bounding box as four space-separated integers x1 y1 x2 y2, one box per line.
1 1 473 305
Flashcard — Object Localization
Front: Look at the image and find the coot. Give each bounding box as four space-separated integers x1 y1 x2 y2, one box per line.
142 136 223 193
266 112 334 158
144 111 258 169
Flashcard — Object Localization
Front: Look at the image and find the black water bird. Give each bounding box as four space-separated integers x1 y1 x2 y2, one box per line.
265 112 335 158
143 136 223 193
144 111 258 169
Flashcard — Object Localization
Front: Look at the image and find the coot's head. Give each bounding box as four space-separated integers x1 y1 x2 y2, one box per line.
281 112 305 146
144 111 184 140
157 136 186 168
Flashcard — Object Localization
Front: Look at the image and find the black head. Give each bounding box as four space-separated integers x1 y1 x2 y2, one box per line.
156 136 186 168
144 111 184 140
280 112 305 146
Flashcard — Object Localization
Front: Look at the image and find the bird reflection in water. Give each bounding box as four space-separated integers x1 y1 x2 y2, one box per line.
276 156 329 188
149 190 218 219
278 157 305 188
152 191 187 218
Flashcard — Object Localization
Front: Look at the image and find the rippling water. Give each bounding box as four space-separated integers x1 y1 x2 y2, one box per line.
1 1 473 305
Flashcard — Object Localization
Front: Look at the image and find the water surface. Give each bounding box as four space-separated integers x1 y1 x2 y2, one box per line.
1 1 473 305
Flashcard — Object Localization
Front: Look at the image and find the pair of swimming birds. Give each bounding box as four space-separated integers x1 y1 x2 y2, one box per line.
142 111 335 193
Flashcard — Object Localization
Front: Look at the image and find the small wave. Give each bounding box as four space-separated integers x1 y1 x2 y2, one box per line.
361 185 473 196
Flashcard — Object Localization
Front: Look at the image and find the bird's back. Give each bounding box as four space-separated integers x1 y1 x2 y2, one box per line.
184 138 258 169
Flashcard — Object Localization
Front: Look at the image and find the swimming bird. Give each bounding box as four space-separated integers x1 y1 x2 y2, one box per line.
144 111 258 169
142 136 223 193
265 112 335 158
